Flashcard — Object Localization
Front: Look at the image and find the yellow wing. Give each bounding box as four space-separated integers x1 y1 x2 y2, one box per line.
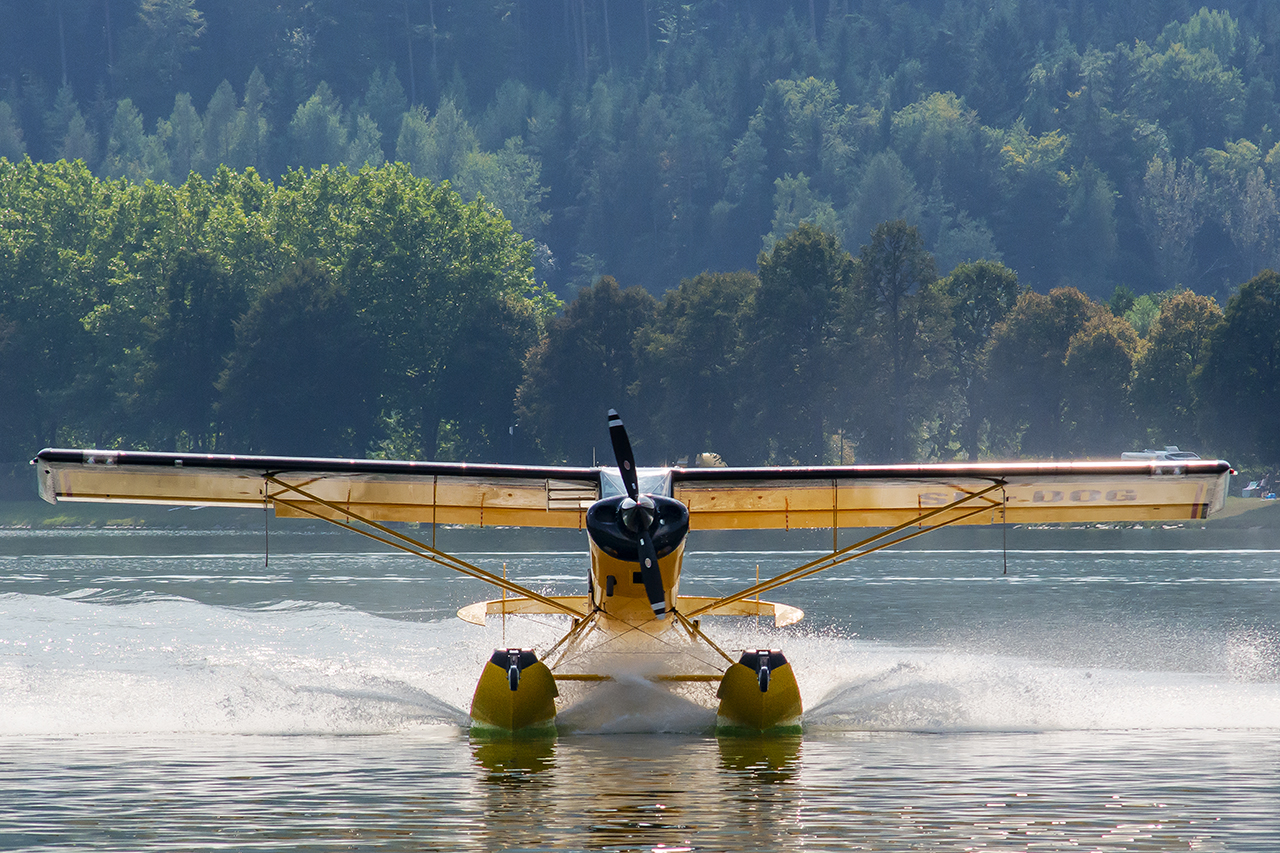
672 460 1232 528
34 449 600 529
34 450 1231 529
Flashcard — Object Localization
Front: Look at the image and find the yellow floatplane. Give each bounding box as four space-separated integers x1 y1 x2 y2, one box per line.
33 411 1231 735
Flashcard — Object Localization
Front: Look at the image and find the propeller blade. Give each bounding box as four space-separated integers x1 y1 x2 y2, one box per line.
607 409 639 500
607 409 664 619
637 529 667 620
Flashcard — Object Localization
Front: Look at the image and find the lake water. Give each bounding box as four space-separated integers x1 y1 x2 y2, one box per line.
1 525 1278 851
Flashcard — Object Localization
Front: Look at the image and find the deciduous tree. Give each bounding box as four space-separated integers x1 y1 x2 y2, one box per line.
217 260 375 456
136 249 244 449
323 163 548 459
845 220 949 461
636 270 759 464
984 287 1106 456
517 276 658 464
941 259 1021 458
1132 290 1222 445
745 223 854 464
1062 312 1141 454
1194 270 1280 465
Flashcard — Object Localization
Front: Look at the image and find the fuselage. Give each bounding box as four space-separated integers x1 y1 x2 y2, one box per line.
587 529 687 622
585 468 689 628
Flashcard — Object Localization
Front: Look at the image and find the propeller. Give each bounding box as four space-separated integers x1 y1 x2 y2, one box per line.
607 409 667 620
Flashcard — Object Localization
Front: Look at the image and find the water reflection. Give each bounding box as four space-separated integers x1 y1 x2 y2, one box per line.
716 733 802 783
470 734 557 777
1 729 1277 851
464 734 806 852
456 729 1280 852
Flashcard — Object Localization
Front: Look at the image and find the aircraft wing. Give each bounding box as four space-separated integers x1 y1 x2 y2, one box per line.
671 460 1233 529
33 449 601 529
34 450 1231 530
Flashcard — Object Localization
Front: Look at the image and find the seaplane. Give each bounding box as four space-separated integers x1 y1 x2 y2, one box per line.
33 411 1232 735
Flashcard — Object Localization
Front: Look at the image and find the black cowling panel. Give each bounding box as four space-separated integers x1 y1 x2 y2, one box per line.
586 495 689 561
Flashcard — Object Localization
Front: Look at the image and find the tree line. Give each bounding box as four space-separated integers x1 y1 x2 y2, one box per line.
7 3 1280 300
2 159 1276 478
0 159 554 466
521 222 1279 476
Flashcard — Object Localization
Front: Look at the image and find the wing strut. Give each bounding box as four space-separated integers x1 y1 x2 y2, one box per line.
263 475 586 619
671 610 738 667
686 481 1006 618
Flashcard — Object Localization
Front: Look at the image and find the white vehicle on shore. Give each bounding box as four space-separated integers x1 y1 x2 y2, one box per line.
1121 445 1201 461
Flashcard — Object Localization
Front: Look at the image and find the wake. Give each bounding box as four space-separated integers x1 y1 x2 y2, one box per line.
2 593 1277 736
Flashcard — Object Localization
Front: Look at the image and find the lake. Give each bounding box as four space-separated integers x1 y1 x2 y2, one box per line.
1 525 1278 851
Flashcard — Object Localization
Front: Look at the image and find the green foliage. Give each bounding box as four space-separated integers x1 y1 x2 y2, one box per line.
1061 163 1118 285
135 0 206 84
12 1 1280 296
891 92 991 207
1109 284 1137 317
1133 290 1222 443
3 154 1277 470
397 99 479 182
346 114 385 170
1128 36 1245 155
274 161 546 458
764 173 838 253
0 103 26 161
1062 313 1142 453
5 2 1280 467
842 150 922 248
289 84 348 172
452 138 550 238
361 67 409 144
637 271 759 464
159 93 202 181
848 220 949 461
941 260 1022 458
0 159 548 463
136 249 244 449
984 287 1107 456
200 81 239 169
1194 270 1280 465
1124 294 1163 337
102 99 167 182
1140 155 1207 287
0 158 111 455
763 78 857 194
745 223 855 464
58 114 97 165
217 260 375 456
229 69 271 172
1160 8 1241 62
517 276 658 464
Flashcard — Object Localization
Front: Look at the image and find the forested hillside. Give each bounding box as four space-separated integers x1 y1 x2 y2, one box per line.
6 0 1280 297
2 1 1279 481
2 159 1276 477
